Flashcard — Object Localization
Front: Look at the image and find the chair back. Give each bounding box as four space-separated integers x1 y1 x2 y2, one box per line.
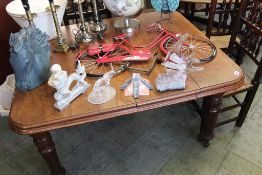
228 0 262 85
206 0 241 38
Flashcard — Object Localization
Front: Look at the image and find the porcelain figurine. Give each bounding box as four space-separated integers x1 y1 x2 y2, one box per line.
48 62 90 111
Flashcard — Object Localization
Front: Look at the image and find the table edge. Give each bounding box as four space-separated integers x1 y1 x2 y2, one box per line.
197 71 245 98
9 104 137 135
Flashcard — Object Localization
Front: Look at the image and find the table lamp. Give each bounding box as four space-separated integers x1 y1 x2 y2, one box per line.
48 0 69 52
89 0 107 38
73 0 95 43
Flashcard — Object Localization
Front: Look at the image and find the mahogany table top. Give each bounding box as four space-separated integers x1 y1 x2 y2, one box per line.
9 12 244 135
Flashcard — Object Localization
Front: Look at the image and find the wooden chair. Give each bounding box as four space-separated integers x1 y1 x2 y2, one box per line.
218 0 262 127
180 0 240 49
181 1 210 20
193 0 262 128
63 0 111 25
206 0 241 49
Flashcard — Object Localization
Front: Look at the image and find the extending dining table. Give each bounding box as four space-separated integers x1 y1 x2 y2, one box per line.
9 11 244 175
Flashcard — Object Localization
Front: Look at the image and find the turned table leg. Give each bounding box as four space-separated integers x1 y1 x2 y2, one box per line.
198 94 223 147
31 132 66 175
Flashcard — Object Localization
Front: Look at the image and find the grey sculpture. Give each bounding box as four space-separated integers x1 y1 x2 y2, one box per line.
9 25 50 91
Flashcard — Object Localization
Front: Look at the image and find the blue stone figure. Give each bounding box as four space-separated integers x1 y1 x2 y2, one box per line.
9 25 50 91
151 0 180 22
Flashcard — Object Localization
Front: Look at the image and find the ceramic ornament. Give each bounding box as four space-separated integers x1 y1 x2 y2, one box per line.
151 0 180 23
120 73 153 99
161 33 189 71
162 53 187 70
156 33 189 92
162 33 204 72
88 70 116 104
151 0 180 13
48 62 90 111
155 69 187 92
9 25 50 91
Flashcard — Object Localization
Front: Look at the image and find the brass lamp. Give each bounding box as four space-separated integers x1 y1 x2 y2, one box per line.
73 0 95 43
89 0 107 38
21 0 35 25
48 0 69 52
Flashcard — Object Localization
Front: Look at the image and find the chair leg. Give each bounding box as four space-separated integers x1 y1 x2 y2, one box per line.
235 49 245 65
190 3 196 20
236 85 259 127
184 2 189 17
177 4 181 12
105 9 112 18
63 16 70 26
205 4 210 16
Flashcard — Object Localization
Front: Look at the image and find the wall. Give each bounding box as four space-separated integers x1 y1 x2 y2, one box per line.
0 1 20 84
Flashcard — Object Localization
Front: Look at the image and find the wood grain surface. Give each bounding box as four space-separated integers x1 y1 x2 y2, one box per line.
9 12 244 135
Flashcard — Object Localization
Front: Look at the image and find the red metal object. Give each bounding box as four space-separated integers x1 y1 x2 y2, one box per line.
76 23 216 77
76 25 189 64
87 43 117 56
96 46 152 63
113 33 128 41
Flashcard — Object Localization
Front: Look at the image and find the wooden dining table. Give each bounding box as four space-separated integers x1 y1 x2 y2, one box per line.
9 12 244 175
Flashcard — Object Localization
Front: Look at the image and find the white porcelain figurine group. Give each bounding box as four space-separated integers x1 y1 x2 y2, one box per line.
48 62 116 111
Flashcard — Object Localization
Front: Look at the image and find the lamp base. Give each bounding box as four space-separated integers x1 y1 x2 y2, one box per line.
79 32 95 43
74 25 95 43
54 37 70 53
90 22 107 39
90 22 107 33
157 12 172 24
114 18 140 33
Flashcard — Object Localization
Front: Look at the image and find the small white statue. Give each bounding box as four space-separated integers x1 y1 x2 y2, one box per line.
88 70 116 104
48 62 90 111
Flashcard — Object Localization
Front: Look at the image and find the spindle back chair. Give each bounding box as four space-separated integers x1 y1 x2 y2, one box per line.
206 0 241 49
191 0 261 127
212 0 262 127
